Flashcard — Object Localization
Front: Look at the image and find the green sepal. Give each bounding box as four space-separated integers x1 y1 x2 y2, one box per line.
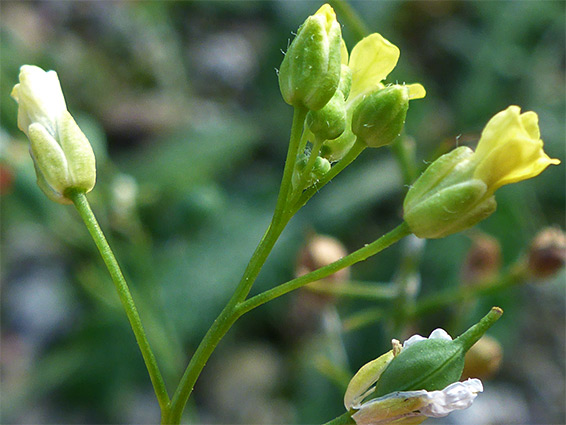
28 123 70 194
374 338 464 396
404 179 496 239
403 146 474 213
351 85 409 148
373 308 503 397
58 111 96 193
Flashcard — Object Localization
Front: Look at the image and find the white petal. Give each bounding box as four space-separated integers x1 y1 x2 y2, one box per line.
402 334 426 348
428 328 453 341
403 328 453 349
418 378 483 418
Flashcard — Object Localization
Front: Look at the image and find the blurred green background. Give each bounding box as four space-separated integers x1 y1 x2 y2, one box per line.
1 1 564 424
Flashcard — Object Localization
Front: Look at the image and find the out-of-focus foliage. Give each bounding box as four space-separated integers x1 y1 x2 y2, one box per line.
1 1 564 424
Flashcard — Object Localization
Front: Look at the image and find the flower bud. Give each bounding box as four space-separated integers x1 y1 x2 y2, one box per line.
404 106 559 239
351 85 410 148
292 154 331 191
527 227 566 279
11 65 96 204
306 90 347 141
278 4 342 111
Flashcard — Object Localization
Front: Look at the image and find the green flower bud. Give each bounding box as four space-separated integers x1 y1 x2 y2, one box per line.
374 307 503 397
306 90 347 141
11 65 96 204
278 4 342 111
403 147 497 239
292 153 331 190
351 85 409 148
312 155 331 178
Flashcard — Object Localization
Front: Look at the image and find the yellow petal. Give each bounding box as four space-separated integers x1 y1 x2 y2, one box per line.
473 106 560 191
349 33 400 100
313 3 337 33
344 350 395 410
520 111 540 140
406 83 426 100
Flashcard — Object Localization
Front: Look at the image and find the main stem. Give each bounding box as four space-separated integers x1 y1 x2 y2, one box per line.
68 190 170 414
167 106 307 423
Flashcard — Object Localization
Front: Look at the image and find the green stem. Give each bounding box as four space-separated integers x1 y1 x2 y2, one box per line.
390 136 419 186
68 190 170 415
306 280 398 300
291 139 366 214
238 222 412 315
289 137 323 205
323 411 356 425
342 262 528 332
167 107 307 424
409 262 527 318
342 308 385 332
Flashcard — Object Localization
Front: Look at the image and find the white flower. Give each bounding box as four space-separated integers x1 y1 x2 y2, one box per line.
345 329 484 425
11 65 96 203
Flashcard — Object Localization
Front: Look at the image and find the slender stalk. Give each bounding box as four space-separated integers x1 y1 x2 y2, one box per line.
238 222 412 316
306 280 398 300
342 308 385 332
167 107 307 423
409 262 527 318
390 136 419 186
342 262 528 332
323 411 356 425
68 190 170 414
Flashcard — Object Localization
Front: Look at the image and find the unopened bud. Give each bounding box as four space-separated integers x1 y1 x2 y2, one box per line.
278 4 342 111
528 227 566 278
11 65 96 204
306 90 347 141
351 85 409 148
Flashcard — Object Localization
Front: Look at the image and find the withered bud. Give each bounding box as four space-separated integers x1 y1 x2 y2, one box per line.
461 233 501 284
296 234 350 298
296 234 349 281
461 335 503 380
528 227 566 279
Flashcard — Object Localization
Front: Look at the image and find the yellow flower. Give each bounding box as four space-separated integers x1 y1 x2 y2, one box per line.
403 106 560 239
472 105 560 193
321 34 426 160
342 33 426 103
